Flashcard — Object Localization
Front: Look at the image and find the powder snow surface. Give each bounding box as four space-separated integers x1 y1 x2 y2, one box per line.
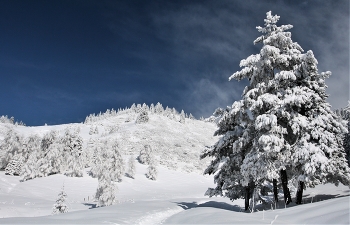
0 168 348 224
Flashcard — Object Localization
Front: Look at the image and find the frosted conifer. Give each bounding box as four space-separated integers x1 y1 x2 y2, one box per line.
138 145 152 164
179 110 185 124
109 142 125 182
5 154 24 176
95 177 117 207
154 102 164 114
146 154 157 180
201 11 350 210
127 155 136 178
52 185 68 214
150 103 155 114
61 128 84 177
136 111 149 124
93 140 123 206
336 102 350 167
21 151 41 181
0 128 23 170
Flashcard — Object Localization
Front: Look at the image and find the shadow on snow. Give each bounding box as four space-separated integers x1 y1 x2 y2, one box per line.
174 201 242 212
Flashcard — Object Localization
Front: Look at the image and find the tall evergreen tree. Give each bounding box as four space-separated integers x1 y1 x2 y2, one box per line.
93 140 123 206
336 102 350 167
201 11 350 210
61 128 84 177
146 153 158 181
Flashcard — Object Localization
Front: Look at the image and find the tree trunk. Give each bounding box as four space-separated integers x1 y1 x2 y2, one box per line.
296 181 304 204
245 185 250 211
280 169 292 205
273 179 278 203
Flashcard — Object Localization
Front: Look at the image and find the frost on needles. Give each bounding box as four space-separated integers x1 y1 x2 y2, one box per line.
201 11 350 211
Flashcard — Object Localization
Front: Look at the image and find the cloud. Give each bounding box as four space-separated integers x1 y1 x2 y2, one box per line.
181 77 247 118
97 1 348 117
151 1 349 112
151 1 259 67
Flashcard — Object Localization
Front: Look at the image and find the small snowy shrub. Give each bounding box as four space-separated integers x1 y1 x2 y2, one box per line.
52 185 68 214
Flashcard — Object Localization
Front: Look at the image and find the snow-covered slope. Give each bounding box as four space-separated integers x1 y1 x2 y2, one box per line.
0 168 348 224
0 107 349 224
1 108 218 173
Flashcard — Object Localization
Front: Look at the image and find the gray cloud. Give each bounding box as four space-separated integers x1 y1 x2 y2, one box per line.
150 0 349 116
181 77 247 118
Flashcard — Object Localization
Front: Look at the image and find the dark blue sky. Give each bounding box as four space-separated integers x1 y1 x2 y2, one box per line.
0 0 349 126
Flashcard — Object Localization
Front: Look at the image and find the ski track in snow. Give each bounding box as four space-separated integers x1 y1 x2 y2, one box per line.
135 207 183 225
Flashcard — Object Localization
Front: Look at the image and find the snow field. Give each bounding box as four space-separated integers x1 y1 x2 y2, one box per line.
0 164 349 224
0 105 349 224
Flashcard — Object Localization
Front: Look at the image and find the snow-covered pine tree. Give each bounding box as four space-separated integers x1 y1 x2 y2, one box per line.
21 150 41 181
52 185 69 214
138 145 152 164
142 103 149 112
154 102 164 114
40 130 58 155
336 102 350 167
93 140 122 206
136 104 142 113
109 142 125 182
146 153 158 180
130 103 136 112
179 110 185 124
43 142 65 176
201 11 350 210
287 51 350 204
127 155 136 178
95 174 117 207
150 103 155 114
0 128 23 170
61 128 84 177
6 134 42 177
22 134 41 162
27 130 60 178
90 139 103 178
136 110 149 124
189 113 195 120
5 154 24 176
